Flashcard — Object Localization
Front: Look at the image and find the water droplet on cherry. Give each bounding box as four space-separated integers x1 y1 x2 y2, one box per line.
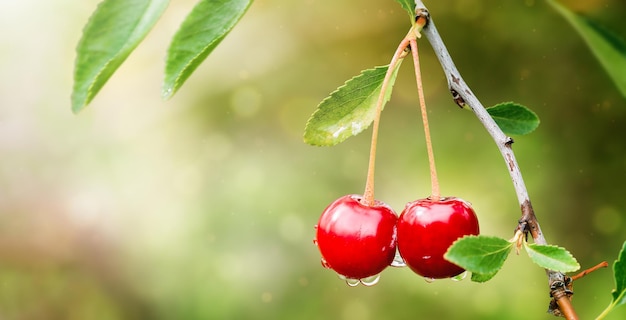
390 251 406 267
345 278 360 287
423 277 435 283
320 259 331 269
360 274 381 286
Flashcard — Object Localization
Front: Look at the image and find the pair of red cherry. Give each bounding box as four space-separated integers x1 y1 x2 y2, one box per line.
314 194 479 283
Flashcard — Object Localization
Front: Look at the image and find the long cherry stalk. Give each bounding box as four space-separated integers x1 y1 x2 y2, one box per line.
408 36 440 201
362 38 410 206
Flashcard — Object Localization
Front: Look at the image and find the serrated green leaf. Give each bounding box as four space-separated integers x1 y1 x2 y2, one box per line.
303 63 403 146
470 271 498 283
394 0 415 23
72 0 170 113
163 0 252 99
548 0 626 98
486 102 540 135
444 235 513 276
597 241 626 319
611 241 626 306
524 243 580 273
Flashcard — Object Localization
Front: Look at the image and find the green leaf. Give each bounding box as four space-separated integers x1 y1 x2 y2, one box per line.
548 0 626 98
596 242 626 319
470 271 498 283
303 63 403 146
611 241 626 307
394 0 415 23
163 0 252 99
486 102 540 135
72 0 170 113
444 235 513 277
523 243 580 273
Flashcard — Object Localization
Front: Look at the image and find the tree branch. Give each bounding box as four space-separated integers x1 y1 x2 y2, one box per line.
413 1 578 319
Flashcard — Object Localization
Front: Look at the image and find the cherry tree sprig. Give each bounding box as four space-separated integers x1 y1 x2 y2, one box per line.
304 1 623 318
412 1 577 318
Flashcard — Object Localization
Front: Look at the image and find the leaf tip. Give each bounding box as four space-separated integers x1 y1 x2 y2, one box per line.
302 131 317 146
71 92 88 114
302 128 339 147
71 105 85 114
162 84 176 100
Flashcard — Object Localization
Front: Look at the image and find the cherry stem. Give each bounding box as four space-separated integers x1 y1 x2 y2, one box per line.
362 38 410 206
409 38 440 202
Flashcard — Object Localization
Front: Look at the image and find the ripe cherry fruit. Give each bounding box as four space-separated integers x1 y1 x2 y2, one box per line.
397 197 479 279
315 194 398 282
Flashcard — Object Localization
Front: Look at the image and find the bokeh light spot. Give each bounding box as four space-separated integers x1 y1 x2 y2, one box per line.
230 86 262 118
593 206 622 235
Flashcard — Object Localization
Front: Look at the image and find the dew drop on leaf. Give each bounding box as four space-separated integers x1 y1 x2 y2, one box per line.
163 87 173 99
424 277 435 283
451 271 467 282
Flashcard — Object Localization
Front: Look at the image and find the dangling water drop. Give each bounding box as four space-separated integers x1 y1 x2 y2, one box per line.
423 277 435 283
313 239 318 245
345 278 360 287
451 271 467 282
390 251 406 267
163 87 173 99
360 274 381 286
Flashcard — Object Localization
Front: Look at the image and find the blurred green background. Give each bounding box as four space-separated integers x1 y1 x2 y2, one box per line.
1 0 626 319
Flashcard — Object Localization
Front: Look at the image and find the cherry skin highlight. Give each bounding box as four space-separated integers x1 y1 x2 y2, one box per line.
397 197 479 279
315 194 398 280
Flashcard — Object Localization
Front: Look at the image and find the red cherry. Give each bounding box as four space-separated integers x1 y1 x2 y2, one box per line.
397 197 479 279
315 194 398 281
